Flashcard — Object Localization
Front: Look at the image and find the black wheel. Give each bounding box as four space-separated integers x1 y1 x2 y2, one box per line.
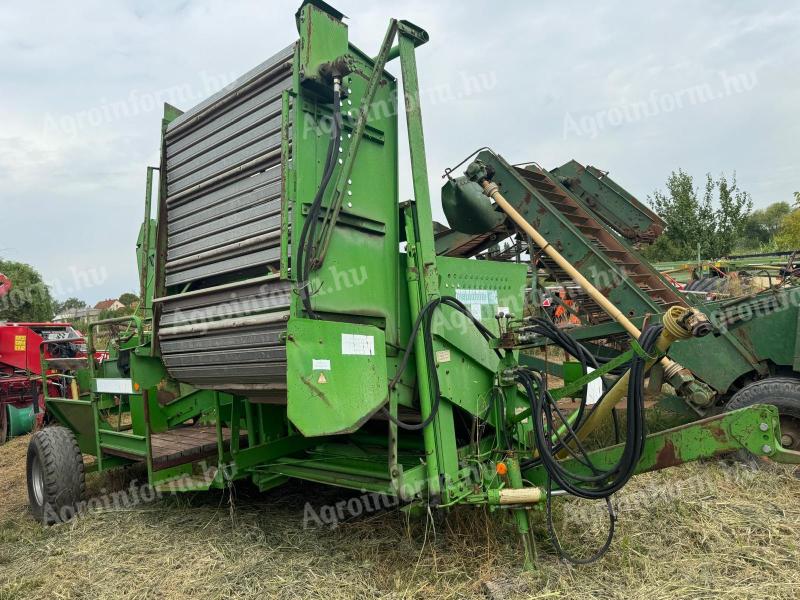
0 405 8 445
26 426 86 524
726 377 800 452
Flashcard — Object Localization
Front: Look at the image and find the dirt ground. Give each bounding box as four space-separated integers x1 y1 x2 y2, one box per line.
1 432 799 600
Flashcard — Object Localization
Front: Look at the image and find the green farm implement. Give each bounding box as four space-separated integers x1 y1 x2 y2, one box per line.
437 150 800 446
26 0 800 567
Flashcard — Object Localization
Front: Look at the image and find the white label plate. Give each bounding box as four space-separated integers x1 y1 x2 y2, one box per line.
435 349 451 363
455 288 499 305
341 333 375 356
94 378 135 395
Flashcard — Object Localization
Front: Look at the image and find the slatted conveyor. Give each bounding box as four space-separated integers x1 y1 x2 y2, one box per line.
157 44 295 392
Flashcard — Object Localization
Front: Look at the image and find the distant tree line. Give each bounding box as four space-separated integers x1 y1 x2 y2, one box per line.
0 258 140 324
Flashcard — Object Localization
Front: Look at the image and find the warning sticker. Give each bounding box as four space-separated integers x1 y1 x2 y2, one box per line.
317 372 328 384
312 359 331 371
341 334 375 356
14 335 26 352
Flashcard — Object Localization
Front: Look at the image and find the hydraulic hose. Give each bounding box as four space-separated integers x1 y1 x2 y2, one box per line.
517 324 664 563
296 78 342 318
381 296 499 431
522 324 662 498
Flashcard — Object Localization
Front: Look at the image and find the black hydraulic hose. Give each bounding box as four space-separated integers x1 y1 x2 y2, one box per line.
524 324 663 497
382 295 499 431
545 480 617 565
514 370 615 563
525 317 600 429
381 298 443 431
296 81 342 318
515 324 663 563
517 317 607 467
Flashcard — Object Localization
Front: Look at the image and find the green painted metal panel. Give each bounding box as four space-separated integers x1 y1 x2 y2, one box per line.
46 398 96 453
291 13 402 346
98 429 147 458
432 256 527 420
286 318 387 436
669 290 800 393
136 217 157 320
436 256 528 335
296 1 348 89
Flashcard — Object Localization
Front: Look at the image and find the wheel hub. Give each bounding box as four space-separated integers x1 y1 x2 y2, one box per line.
779 416 800 451
31 455 44 506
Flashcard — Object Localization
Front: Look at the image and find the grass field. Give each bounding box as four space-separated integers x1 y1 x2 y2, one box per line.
1 432 799 600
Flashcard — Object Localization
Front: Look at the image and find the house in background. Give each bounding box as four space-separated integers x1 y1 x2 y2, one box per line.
54 298 125 323
94 298 125 312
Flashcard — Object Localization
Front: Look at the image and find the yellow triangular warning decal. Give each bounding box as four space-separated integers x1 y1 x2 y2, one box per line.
317 372 327 384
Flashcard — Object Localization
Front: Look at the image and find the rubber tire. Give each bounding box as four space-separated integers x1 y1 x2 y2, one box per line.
726 377 800 419
26 426 86 524
725 377 800 461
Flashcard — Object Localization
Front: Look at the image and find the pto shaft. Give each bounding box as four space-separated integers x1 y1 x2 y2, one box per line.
477 177 706 396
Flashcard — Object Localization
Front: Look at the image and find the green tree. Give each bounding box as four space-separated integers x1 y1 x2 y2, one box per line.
742 201 791 245
0 260 55 322
776 209 800 249
118 292 140 306
640 235 683 262
646 170 752 260
55 297 87 314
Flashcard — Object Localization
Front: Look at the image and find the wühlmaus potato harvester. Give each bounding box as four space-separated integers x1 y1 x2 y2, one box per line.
26 0 800 567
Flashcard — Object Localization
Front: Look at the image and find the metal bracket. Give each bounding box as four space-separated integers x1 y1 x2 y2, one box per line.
311 19 400 268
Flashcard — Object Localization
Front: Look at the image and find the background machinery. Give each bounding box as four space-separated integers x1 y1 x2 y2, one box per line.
24 0 800 567
0 318 84 443
1 272 88 443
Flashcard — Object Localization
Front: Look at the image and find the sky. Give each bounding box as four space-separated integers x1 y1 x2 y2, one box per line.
1 0 798 304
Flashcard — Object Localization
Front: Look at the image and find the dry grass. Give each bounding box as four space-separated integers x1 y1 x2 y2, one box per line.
1 433 799 600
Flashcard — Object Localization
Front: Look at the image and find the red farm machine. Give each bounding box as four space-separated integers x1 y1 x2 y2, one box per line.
0 275 85 442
